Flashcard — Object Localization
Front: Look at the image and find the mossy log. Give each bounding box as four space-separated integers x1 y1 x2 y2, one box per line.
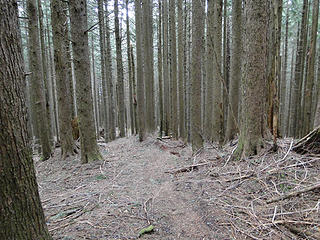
293 126 320 154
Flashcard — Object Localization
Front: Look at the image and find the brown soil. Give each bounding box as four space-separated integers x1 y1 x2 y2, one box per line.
36 136 320 240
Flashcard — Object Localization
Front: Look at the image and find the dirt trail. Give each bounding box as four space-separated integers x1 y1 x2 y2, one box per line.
36 136 216 239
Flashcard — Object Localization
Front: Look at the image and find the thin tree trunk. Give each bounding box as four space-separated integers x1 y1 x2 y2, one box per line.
205 0 214 140
178 0 185 140
163 0 170 136
281 5 289 136
91 35 99 138
225 0 242 142
169 0 178 138
114 0 126 137
289 0 308 137
212 0 224 143
158 0 163 136
98 0 108 141
104 0 116 141
126 0 135 135
38 0 54 146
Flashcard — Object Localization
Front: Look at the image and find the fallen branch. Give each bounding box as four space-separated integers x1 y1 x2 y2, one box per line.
225 173 255 183
267 183 320 204
165 162 213 174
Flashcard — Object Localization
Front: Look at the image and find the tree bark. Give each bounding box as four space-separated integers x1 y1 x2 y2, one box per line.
0 1 52 238
135 0 146 141
303 0 319 134
163 0 170 136
234 0 268 159
51 0 77 159
98 0 109 141
27 0 52 159
114 0 126 137
225 0 242 141
212 0 224 143
191 0 204 151
158 0 164 136
126 0 135 135
104 0 116 141
169 0 178 138
69 0 102 163
178 0 185 140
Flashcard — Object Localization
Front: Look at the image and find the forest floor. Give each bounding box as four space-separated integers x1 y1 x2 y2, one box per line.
36 135 320 240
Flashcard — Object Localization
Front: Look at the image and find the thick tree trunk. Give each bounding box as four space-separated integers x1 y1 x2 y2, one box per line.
191 0 204 151
234 0 268 159
114 0 126 137
27 0 52 159
134 0 146 141
0 1 52 238
69 0 102 163
51 0 77 159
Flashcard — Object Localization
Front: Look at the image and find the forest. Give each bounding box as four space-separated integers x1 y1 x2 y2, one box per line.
1 0 320 239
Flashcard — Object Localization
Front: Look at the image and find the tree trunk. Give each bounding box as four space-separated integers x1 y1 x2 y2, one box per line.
289 0 308 137
234 0 268 159
98 0 108 141
0 1 52 238
51 0 77 159
191 0 204 151
27 0 52 159
169 0 178 138
104 0 116 141
205 0 214 141
163 0 170 136
134 0 146 141
126 0 135 135
225 0 242 141
69 0 102 163
178 0 185 140
114 0 126 137
212 0 224 143
91 35 99 138
158 0 164 136
280 5 289 136
303 0 319 134
38 0 54 146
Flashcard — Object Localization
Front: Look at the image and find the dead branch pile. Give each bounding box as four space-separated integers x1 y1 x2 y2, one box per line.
179 138 320 239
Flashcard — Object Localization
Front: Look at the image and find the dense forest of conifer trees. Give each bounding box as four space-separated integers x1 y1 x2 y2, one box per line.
1 0 320 238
